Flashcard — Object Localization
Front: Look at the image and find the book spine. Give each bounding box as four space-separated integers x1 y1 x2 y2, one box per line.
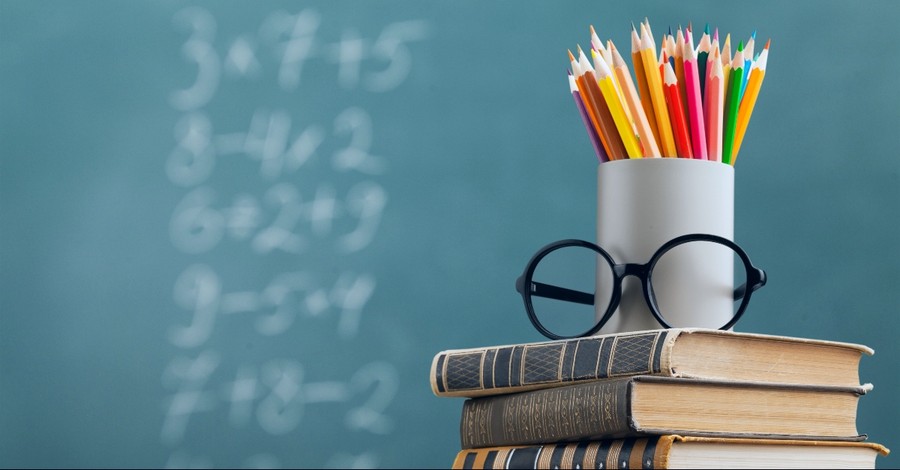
433 329 673 397
451 436 673 469
460 378 636 448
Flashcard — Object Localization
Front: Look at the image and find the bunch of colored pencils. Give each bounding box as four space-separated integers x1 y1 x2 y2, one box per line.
568 19 769 165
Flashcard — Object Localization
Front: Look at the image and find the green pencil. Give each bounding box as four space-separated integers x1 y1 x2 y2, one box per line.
722 41 745 165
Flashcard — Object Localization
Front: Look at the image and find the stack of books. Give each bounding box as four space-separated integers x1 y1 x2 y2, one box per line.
430 329 889 469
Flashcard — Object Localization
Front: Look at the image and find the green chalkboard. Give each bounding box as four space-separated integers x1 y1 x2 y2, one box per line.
1 1 898 468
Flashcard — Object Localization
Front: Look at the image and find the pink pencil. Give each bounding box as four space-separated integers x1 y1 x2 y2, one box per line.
683 34 708 160
705 48 724 162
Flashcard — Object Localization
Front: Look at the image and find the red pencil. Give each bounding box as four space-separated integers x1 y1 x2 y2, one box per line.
662 60 693 158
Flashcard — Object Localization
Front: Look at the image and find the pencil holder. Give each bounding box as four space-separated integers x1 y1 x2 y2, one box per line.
596 158 734 333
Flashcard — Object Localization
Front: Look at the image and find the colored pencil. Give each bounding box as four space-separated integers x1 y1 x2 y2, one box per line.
740 32 756 101
663 61 693 158
592 46 633 130
578 48 627 160
640 22 677 157
569 49 609 156
722 42 745 165
611 42 661 157
631 23 662 150
592 49 643 158
705 47 725 162
732 39 769 163
567 20 767 166
721 33 733 96
696 24 711 99
683 38 708 160
569 72 608 162
674 27 688 119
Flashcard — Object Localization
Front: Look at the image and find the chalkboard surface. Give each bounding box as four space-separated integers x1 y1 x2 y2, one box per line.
2 1 898 468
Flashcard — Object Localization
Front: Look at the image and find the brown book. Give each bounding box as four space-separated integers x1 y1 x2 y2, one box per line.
431 328 871 398
452 435 890 469
459 376 870 449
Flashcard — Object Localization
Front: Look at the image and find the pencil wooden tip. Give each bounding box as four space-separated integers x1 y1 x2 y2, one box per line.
590 24 596 35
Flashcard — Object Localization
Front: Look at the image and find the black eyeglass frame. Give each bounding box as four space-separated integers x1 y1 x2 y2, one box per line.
515 233 767 340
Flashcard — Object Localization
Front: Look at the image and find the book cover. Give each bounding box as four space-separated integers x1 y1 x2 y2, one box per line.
452 435 890 469
459 376 871 448
431 328 872 398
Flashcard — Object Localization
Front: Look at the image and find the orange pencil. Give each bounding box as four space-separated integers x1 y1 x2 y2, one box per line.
674 27 688 119
732 39 770 163
611 42 661 157
705 47 725 162
631 23 661 150
640 22 677 157
663 61 693 158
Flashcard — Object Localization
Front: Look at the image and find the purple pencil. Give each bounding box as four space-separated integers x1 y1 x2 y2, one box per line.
568 71 608 162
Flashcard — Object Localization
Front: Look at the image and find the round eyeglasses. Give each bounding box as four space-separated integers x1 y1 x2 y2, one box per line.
515 233 767 340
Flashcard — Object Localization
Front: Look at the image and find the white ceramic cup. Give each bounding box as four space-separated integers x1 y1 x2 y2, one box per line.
596 158 735 333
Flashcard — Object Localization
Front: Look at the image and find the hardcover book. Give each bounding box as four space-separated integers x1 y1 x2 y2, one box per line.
452 435 890 469
431 328 871 398
459 376 870 448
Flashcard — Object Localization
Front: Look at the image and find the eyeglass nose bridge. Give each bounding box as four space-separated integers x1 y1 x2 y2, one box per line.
612 262 652 283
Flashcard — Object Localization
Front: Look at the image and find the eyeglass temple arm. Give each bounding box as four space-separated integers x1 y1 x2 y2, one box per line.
733 268 767 301
527 281 595 306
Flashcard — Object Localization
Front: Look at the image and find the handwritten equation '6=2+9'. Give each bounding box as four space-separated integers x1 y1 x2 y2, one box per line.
170 6 430 111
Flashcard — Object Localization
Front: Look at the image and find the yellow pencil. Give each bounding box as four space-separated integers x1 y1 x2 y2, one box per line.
591 50 643 158
640 22 677 157
732 39 769 163
721 33 733 93
611 42 660 157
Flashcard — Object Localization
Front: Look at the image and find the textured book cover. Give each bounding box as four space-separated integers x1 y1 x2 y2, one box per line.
459 376 870 448
431 328 871 398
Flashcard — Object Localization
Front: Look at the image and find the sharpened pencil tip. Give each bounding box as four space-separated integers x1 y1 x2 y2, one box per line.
568 49 576 62
590 24 596 35
737 40 744 51
751 30 757 40
704 23 710 35
764 38 771 49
